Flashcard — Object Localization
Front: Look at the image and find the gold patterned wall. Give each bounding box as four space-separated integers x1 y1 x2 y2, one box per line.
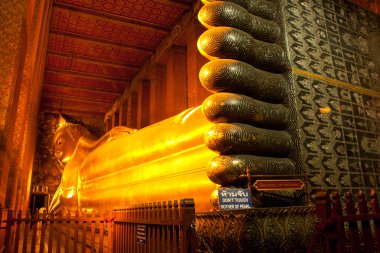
0 0 54 211
0 0 26 128
0 0 27 206
285 0 380 199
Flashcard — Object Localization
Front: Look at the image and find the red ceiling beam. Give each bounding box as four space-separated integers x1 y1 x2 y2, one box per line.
44 69 126 91
42 106 105 117
48 33 152 66
43 81 121 94
50 29 156 53
42 95 113 111
42 83 119 103
45 52 139 80
42 95 115 108
45 67 130 82
168 0 193 7
47 50 141 69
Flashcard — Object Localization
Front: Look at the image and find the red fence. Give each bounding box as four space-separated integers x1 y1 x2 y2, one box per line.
0 198 195 253
113 199 196 253
1 208 113 253
308 189 380 253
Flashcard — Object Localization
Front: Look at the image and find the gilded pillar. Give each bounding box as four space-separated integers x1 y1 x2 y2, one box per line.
165 45 188 116
140 80 151 128
129 91 138 129
0 0 27 206
186 20 212 108
0 0 53 211
149 65 167 124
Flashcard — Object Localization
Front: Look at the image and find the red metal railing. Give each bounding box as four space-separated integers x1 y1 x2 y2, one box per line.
112 199 196 253
0 208 113 253
0 198 196 253
308 189 380 253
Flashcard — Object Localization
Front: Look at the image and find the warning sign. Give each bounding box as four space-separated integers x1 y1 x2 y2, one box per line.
218 189 252 211
137 224 146 244
253 179 304 191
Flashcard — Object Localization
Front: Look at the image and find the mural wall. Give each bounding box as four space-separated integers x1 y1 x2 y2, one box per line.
285 0 380 198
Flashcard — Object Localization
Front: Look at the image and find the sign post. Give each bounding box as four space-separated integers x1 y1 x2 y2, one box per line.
253 179 305 191
137 224 146 244
218 189 253 211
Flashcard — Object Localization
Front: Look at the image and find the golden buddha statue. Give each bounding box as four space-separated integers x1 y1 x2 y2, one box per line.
49 108 220 212
50 119 135 212
53 121 91 166
49 0 306 213
50 101 299 213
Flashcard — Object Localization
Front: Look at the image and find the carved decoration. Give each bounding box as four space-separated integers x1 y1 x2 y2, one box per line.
196 206 315 253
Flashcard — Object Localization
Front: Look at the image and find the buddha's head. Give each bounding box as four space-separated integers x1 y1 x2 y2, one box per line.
53 121 90 165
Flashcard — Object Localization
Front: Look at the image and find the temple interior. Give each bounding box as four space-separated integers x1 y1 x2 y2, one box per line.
1 0 380 251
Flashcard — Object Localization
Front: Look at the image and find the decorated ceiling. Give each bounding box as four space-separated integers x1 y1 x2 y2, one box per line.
40 0 379 118
41 0 195 117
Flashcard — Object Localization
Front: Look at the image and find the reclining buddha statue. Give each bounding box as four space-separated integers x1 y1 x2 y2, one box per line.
49 0 306 213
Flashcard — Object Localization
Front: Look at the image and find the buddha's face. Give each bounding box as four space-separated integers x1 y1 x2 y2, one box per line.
53 130 77 164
